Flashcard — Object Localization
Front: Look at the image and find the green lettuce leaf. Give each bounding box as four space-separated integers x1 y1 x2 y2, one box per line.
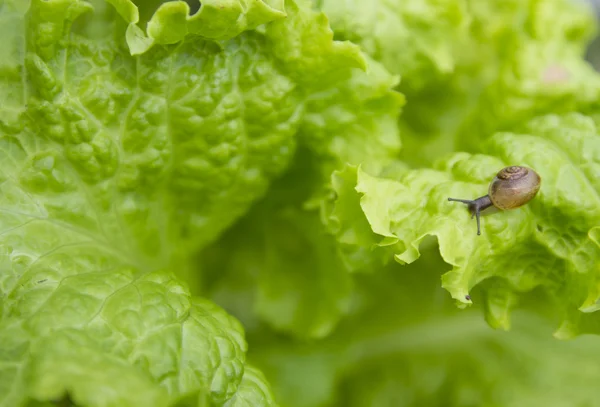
250 245 600 407
456 0 600 152
222 366 278 407
326 113 600 337
316 0 469 91
9 0 600 406
315 0 600 165
264 0 403 178
202 191 353 340
298 55 404 179
0 0 388 404
16 0 376 260
197 1 403 340
19 0 305 257
0 273 247 406
0 0 404 402
107 0 286 55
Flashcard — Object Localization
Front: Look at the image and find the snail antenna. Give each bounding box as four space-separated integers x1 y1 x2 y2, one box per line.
447 198 474 204
448 197 483 236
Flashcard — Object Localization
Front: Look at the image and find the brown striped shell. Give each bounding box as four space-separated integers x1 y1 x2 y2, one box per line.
488 166 541 210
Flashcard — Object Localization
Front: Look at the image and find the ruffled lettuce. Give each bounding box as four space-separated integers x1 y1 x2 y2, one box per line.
326 113 600 337
315 0 600 164
108 0 286 54
5 0 600 406
0 0 403 404
250 245 600 407
197 0 404 340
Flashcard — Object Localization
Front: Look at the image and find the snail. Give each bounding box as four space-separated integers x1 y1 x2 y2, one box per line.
447 166 541 235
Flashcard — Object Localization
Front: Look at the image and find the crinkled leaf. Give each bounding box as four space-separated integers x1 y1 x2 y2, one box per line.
0 0 404 402
327 113 600 337
19 0 308 258
199 2 403 339
107 0 286 55
251 248 600 407
0 267 247 406
222 366 278 407
316 0 600 166
263 0 404 175
457 0 600 151
299 55 404 177
263 0 366 87
325 164 401 273
0 0 375 404
316 0 470 90
262 0 404 172
276 2 405 182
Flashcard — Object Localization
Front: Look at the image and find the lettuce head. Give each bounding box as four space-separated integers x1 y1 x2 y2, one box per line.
3 0 600 406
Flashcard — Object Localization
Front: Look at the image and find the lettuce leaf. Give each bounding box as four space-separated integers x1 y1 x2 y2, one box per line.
196 1 403 340
0 0 404 402
456 0 600 152
1 278 248 406
0 0 400 403
298 55 404 179
200 57 403 339
1 0 290 403
316 0 469 91
222 366 278 407
19 0 307 257
5 0 600 405
108 0 286 55
326 112 600 337
202 191 354 340
250 246 600 407
315 0 600 165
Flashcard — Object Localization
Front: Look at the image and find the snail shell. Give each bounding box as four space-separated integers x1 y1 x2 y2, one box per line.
488 166 541 210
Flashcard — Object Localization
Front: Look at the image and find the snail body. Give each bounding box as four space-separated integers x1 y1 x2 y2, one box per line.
447 166 541 235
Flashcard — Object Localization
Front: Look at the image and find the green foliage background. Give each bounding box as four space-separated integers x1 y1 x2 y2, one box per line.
2 0 600 406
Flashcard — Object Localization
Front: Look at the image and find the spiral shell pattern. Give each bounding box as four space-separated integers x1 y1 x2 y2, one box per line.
489 166 541 210
496 166 528 180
